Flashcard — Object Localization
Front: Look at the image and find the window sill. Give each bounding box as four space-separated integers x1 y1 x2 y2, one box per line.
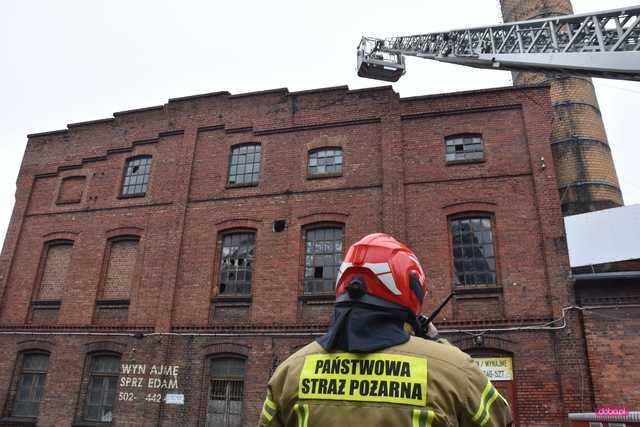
225 183 259 189
212 295 252 304
0 417 37 426
56 199 82 205
445 158 486 166
307 172 343 180
95 299 130 307
454 285 502 297
299 294 335 304
31 299 62 307
71 422 112 427
117 193 146 199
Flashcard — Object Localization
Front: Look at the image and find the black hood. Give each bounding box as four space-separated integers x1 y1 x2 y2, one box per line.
317 301 417 353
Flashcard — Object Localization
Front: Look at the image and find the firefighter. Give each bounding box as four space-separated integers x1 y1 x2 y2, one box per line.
259 233 512 427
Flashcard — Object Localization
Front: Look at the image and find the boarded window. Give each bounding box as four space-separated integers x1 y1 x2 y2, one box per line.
450 216 496 286
102 239 139 300
303 226 343 295
85 355 120 422
38 242 73 300
57 176 85 204
308 148 343 175
207 358 245 427
12 353 49 417
121 156 152 196
219 232 255 295
445 134 484 162
228 144 261 186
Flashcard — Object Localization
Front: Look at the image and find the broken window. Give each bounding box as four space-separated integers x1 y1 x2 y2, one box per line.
228 144 261 186
450 216 496 286
12 353 49 418
207 358 245 427
85 354 120 422
308 147 343 176
303 226 343 295
445 134 484 162
218 232 255 295
121 156 152 196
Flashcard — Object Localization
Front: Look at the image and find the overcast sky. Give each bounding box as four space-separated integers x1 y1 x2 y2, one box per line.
1 0 639 246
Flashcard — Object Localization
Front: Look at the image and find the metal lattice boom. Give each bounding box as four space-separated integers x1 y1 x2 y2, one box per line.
357 6 640 81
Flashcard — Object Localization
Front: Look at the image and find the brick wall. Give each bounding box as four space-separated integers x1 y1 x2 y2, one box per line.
102 239 139 300
0 84 604 426
37 243 73 300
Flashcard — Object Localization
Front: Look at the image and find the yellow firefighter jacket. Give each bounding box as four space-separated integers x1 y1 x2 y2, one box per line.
259 336 512 427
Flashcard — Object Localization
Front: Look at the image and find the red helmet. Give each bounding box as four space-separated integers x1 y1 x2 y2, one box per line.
336 233 428 315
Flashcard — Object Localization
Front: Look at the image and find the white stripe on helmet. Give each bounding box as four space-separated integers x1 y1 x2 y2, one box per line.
336 261 401 295
335 262 353 288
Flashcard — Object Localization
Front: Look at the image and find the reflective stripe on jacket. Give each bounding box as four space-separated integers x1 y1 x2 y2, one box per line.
259 336 512 427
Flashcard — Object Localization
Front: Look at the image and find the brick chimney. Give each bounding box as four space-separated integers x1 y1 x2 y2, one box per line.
500 0 623 215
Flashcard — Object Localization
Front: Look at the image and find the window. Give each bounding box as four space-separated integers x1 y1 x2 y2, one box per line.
588 423 604 427
37 241 73 301
57 176 86 204
85 354 120 422
303 226 343 295
206 358 245 427
12 353 49 417
101 238 139 300
228 144 261 186
218 232 255 295
445 134 484 162
121 156 152 196
308 148 343 176
450 216 496 286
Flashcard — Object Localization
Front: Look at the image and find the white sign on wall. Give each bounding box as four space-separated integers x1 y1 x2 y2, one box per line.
165 393 185 405
473 357 513 381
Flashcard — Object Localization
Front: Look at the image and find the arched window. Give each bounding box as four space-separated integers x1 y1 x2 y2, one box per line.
449 215 496 286
37 240 74 301
228 144 261 186
308 147 343 176
84 354 121 422
121 156 152 196
206 357 245 427
218 231 255 295
101 237 140 300
445 134 484 162
303 225 344 295
12 352 49 417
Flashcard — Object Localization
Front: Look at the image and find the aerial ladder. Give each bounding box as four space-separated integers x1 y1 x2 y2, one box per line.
357 5 640 82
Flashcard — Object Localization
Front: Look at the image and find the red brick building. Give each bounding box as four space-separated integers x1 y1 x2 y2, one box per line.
0 84 595 426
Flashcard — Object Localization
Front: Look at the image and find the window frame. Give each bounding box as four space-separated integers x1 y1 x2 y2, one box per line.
301 223 345 296
448 213 499 288
444 133 485 164
10 351 50 419
97 235 141 303
204 355 246 427
82 352 121 423
119 155 153 198
33 239 74 303
307 147 343 178
215 230 256 297
226 143 262 188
